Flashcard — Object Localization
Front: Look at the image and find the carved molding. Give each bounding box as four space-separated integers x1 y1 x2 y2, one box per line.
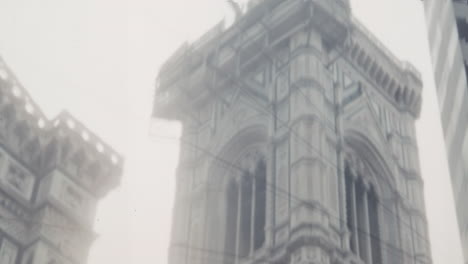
0 59 122 199
0 238 18 264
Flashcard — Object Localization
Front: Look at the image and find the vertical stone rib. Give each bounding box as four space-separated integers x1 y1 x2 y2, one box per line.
350 179 360 257
265 58 276 250
265 143 275 249
250 177 256 255
363 188 373 263
265 114 275 248
235 178 243 264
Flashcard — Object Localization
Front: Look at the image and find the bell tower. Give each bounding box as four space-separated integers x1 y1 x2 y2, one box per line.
153 0 432 263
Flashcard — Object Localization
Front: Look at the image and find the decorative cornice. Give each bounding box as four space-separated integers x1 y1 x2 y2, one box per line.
347 18 422 117
0 57 123 198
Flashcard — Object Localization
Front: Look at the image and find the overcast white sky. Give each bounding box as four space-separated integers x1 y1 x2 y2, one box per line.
0 0 464 263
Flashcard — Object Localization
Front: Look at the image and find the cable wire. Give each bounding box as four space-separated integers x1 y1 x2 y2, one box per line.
157 138 423 263
160 22 430 244
205 6 429 243
152 132 430 257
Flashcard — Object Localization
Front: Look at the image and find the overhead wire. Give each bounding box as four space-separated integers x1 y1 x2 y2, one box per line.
170 3 431 245
155 2 428 262
156 81 427 263
153 11 430 250
155 134 423 263
152 133 429 263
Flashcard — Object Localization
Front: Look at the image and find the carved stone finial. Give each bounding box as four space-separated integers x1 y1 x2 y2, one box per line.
227 0 242 21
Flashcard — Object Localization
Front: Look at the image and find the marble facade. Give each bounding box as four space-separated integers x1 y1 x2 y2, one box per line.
154 1 432 263
0 57 123 264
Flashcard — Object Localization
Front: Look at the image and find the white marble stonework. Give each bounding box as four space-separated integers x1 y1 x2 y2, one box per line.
0 56 123 263
0 238 18 264
3 162 35 201
154 0 431 264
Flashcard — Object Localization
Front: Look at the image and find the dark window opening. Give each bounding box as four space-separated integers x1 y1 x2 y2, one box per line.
224 158 267 261
456 18 468 41
345 163 382 263
239 176 252 258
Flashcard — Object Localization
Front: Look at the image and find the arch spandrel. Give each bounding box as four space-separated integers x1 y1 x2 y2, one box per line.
208 92 269 155
344 128 399 199
342 101 394 167
207 124 268 188
344 129 405 264
204 124 267 205
203 125 268 261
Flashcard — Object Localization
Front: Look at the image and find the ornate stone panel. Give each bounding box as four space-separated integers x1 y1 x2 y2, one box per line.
2 162 35 201
22 241 72 264
291 118 322 166
0 57 122 264
0 238 18 264
37 170 96 224
277 101 290 129
0 151 35 202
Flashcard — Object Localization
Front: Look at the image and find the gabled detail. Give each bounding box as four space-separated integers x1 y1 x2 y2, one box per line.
253 68 266 85
348 18 422 117
225 85 241 106
214 92 268 148
343 100 394 169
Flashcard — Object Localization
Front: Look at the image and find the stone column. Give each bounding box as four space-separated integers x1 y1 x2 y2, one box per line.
265 60 277 250
332 52 349 251
235 178 243 264
362 185 373 263
250 177 256 255
338 154 350 250
265 143 275 250
350 178 360 257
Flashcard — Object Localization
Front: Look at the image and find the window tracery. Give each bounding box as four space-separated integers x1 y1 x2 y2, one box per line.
224 148 267 263
345 155 382 264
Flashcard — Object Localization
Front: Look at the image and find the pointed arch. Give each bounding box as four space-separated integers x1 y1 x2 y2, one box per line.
344 128 397 196
204 124 268 263
207 124 268 188
343 128 401 263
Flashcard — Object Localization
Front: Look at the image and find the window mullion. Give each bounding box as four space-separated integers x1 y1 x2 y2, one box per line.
235 178 243 263
363 186 373 263
351 178 360 257
250 176 256 256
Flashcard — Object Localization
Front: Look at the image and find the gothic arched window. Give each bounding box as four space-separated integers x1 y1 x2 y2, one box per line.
224 157 267 263
345 162 382 264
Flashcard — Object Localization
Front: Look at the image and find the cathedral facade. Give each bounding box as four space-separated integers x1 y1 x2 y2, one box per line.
0 57 123 264
154 0 432 263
